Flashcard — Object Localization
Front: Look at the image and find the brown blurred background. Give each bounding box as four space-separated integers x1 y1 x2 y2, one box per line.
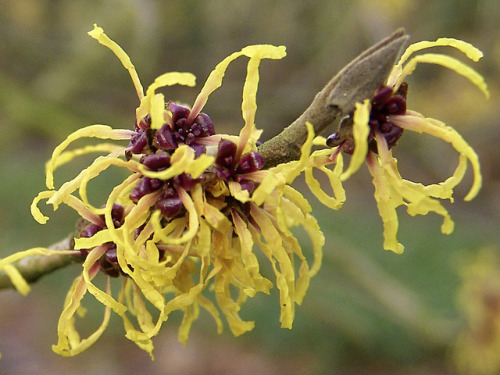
1 1 499 374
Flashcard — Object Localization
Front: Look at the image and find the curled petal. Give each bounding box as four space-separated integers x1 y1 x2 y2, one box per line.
304 150 346 210
151 187 199 246
81 245 127 316
249 205 295 328
46 125 134 189
47 157 139 211
237 45 287 158
189 44 286 127
398 53 489 98
398 37 484 66
31 190 56 224
52 265 112 357
366 152 405 254
232 210 273 296
391 112 482 201
282 186 324 277
52 143 125 172
138 145 214 181
136 72 196 129
88 24 144 100
340 99 371 181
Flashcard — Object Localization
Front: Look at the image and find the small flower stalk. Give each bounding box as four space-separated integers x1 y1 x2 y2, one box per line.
0 25 488 357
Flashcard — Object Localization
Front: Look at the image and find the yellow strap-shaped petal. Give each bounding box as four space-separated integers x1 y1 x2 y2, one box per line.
31 190 56 224
81 245 127 316
391 112 482 201
3 264 31 295
46 125 133 189
398 53 489 98
366 152 405 254
88 24 144 100
237 45 286 158
398 37 484 66
340 100 371 181
189 45 285 126
52 143 125 172
303 150 346 210
136 72 196 129
138 145 214 180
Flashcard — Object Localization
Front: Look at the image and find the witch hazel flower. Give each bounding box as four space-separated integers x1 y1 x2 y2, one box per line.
0 24 322 358
0 26 489 359
323 37 489 253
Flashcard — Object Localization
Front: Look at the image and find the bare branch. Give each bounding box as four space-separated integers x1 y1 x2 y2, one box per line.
0 236 81 290
258 29 409 168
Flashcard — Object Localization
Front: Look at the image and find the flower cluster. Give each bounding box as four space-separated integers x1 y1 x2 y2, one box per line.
0 26 488 358
1 25 323 358
320 37 489 253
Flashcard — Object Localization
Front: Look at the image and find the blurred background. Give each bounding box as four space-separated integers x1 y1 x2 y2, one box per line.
1 1 499 374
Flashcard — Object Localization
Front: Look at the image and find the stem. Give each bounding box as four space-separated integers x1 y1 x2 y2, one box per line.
0 237 80 290
258 28 409 168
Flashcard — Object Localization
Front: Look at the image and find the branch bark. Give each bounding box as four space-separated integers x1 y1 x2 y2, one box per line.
0 237 80 290
258 28 409 168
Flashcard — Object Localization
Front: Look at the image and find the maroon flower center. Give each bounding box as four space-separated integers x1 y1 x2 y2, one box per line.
214 139 264 193
326 83 408 154
79 204 126 278
126 102 215 159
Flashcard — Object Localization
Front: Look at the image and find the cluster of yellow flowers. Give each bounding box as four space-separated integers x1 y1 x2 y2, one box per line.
0 25 488 358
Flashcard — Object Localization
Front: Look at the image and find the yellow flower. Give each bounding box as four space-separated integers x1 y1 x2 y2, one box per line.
321 37 489 253
0 25 322 358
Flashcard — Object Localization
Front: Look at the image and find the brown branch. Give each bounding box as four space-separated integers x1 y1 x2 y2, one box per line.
0 237 81 290
258 28 409 168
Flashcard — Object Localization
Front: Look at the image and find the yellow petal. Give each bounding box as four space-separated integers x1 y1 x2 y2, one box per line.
81 245 127 316
31 190 56 224
151 187 199 245
399 53 489 98
47 157 139 210
366 152 405 254
138 145 213 180
232 210 272 294
340 100 371 181
190 45 285 126
53 267 112 357
398 37 484 66
3 264 30 295
0 247 78 295
88 24 144 100
46 125 133 189
212 259 255 336
52 143 125 172
249 204 296 328
283 185 324 277
237 45 286 157
136 72 196 129
303 150 346 210
424 154 468 200
391 112 482 201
